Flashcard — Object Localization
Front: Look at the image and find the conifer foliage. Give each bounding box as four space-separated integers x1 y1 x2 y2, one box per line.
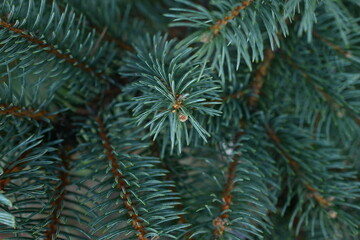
0 0 359 239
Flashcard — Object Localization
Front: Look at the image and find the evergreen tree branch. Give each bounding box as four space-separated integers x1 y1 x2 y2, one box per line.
210 0 254 35
313 31 352 58
0 104 55 121
152 141 189 226
213 156 239 239
0 18 106 82
284 55 360 126
100 29 134 52
213 130 245 239
221 90 246 102
1 1 359 239
41 142 94 240
266 127 332 207
122 34 221 151
94 116 148 240
168 0 286 79
55 0 134 52
76 109 186 239
0 149 31 191
0 124 60 237
44 150 70 240
248 47 275 108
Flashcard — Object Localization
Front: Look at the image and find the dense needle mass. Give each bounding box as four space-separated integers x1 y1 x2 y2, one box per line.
0 0 359 239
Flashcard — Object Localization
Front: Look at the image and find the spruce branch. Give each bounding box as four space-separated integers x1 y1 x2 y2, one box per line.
0 149 31 191
248 47 275 108
168 0 287 79
0 123 60 237
213 129 245 239
284 54 360 127
0 0 118 105
94 116 148 240
263 117 360 238
1 1 359 239
0 19 105 81
76 108 186 239
266 127 331 207
210 0 254 35
55 0 134 52
122 34 221 152
313 31 352 59
173 130 276 239
216 43 277 128
212 155 239 239
0 104 55 121
152 141 190 230
44 149 71 240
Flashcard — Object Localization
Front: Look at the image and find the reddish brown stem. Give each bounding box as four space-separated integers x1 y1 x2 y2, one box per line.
0 150 31 190
285 56 360 126
0 165 23 191
0 19 105 81
267 128 300 170
267 128 332 207
313 31 352 58
210 0 254 35
220 46 275 105
213 127 245 238
45 151 70 240
221 90 246 102
0 104 55 121
248 47 275 108
213 155 239 238
94 116 147 240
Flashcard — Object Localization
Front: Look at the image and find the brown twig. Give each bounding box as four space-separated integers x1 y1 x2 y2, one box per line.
0 19 105 81
94 116 148 240
267 127 332 207
221 90 246 102
284 55 360 126
0 165 23 191
45 150 71 240
313 31 352 58
0 150 32 191
159 78 173 95
0 104 55 121
213 125 245 239
220 43 277 105
248 47 275 108
213 155 239 238
0 151 31 190
210 0 254 35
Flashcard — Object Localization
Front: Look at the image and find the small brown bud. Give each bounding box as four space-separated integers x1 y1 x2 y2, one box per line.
178 113 188 122
344 51 352 58
327 196 335 202
336 108 345 118
328 210 338 219
213 217 226 227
